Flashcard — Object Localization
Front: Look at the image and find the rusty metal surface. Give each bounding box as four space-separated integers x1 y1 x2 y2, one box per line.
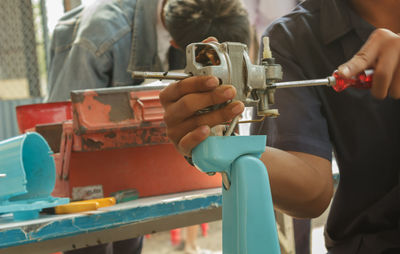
75 127 168 151
68 144 222 198
25 85 221 200
70 86 168 151
35 123 63 153
51 121 74 198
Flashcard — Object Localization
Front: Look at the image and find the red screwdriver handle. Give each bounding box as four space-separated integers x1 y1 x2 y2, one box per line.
332 69 373 92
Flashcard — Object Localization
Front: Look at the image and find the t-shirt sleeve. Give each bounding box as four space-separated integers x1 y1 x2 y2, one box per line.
251 21 332 161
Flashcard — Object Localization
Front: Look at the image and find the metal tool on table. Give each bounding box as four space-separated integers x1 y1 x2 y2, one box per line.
132 37 373 254
110 189 139 203
42 197 116 214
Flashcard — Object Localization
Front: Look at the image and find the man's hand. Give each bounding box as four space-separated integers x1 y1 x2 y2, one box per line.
159 76 244 156
338 28 400 99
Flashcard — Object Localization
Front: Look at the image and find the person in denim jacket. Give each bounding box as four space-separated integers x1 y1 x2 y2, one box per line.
46 0 250 102
47 0 250 253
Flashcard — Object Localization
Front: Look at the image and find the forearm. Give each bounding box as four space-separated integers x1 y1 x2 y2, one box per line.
261 147 333 218
159 76 333 218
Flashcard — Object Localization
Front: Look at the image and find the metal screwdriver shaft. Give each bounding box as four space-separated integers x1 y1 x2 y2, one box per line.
133 71 336 90
133 71 190 80
219 115 241 190
271 77 335 89
271 69 373 91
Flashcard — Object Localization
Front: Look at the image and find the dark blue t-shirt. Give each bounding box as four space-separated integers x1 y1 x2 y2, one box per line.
251 0 400 253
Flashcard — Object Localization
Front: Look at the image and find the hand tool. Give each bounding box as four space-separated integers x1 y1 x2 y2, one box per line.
110 189 139 203
42 197 116 214
270 69 373 92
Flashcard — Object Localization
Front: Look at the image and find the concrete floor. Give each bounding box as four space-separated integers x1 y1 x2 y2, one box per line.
142 222 222 254
142 208 330 254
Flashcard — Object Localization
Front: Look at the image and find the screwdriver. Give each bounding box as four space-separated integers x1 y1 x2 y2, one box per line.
42 197 116 214
133 70 373 92
270 70 373 92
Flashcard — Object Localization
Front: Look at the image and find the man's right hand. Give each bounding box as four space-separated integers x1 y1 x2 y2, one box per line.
159 75 244 156
338 28 400 99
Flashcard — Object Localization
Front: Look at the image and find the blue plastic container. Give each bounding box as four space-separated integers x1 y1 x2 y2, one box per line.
0 132 68 220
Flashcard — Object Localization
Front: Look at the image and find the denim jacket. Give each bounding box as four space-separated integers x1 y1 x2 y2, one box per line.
46 0 184 102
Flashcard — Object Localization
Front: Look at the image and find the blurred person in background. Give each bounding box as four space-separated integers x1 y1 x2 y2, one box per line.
46 0 249 102
47 0 250 253
241 0 297 61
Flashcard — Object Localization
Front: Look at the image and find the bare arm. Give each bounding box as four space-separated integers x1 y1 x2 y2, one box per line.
160 76 333 218
262 148 333 218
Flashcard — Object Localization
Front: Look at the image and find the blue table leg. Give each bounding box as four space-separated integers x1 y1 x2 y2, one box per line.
193 136 280 254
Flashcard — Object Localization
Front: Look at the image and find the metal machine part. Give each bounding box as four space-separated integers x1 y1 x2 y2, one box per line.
271 77 336 89
133 41 283 124
134 41 283 189
132 71 190 80
132 40 373 189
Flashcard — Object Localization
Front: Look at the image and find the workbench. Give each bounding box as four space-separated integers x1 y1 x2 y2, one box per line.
0 188 222 254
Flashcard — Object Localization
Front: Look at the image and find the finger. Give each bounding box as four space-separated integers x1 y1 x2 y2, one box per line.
388 34 400 99
177 125 210 156
371 46 399 99
159 76 219 106
164 85 237 125
202 37 218 43
388 63 400 99
167 101 244 147
337 29 384 78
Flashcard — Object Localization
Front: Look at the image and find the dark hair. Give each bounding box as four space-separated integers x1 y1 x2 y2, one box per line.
163 0 250 49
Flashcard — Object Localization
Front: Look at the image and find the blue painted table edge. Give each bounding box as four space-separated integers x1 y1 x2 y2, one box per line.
0 188 222 248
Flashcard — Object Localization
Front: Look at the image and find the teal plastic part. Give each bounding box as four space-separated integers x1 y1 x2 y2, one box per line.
13 209 40 221
192 136 266 177
0 135 28 201
193 136 280 254
0 132 69 220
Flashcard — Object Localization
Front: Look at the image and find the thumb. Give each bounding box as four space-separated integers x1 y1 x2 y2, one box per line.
202 37 219 43
337 31 381 78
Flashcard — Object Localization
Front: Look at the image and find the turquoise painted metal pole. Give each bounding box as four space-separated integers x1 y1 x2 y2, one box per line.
192 136 280 254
